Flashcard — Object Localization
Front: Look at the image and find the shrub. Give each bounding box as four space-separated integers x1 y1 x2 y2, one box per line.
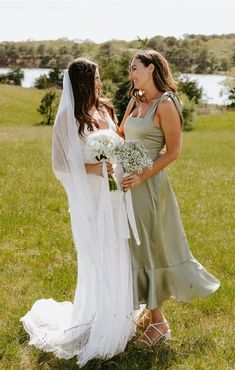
0 68 24 86
178 76 203 104
178 93 196 131
37 90 60 125
228 88 235 107
34 68 63 89
34 74 52 89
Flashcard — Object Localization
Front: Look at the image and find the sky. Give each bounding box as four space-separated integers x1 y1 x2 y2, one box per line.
0 0 234 43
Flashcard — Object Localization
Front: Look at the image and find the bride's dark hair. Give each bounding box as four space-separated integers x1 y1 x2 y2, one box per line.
68 58 117 137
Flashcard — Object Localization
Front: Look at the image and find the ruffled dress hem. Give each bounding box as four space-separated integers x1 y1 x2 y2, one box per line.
132 257 220 309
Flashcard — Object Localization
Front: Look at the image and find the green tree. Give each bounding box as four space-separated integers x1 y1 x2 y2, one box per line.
178 77 203 104
147 35 165 55
195 47 210 73
178 93 196 132
177 77 203 130
102 78 117 99
113 80 130 123
0 67 24 86
228 88 235 107
219 70 235 106
136 36 149 49
97 44 131 86
48 67 64 88
37 90 59 125
34 74 51 89
34 67 63 89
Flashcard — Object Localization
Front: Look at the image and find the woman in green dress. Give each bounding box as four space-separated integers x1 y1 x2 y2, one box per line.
119 50 220 346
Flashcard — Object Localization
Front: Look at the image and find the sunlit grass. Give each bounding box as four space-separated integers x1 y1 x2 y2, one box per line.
0 84 45 125
0 112 234 369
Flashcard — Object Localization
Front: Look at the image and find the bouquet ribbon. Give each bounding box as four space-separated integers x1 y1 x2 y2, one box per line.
102 163 141 246
124 190 141 246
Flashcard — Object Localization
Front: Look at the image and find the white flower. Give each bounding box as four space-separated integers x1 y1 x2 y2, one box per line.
115 140 153 174
85 129 122 163
84 129 122 192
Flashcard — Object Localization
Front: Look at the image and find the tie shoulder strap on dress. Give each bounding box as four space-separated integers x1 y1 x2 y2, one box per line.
155 91 183 123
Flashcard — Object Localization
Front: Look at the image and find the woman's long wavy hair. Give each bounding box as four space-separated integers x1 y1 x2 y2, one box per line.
68 58 117 137
129 50 177 102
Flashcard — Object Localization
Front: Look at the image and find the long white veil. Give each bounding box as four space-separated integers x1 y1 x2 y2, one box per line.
52 69 97 258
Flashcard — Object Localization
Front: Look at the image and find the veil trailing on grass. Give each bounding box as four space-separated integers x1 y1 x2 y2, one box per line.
20 70 137 366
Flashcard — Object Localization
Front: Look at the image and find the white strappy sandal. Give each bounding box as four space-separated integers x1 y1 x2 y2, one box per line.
135 319 171 346
135 311 151 330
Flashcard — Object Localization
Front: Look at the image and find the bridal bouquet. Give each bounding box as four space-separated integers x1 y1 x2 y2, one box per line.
115 139 153 177
85 129 122 191
85 131 152 191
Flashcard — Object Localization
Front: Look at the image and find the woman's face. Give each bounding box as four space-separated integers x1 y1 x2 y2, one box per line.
94 68 102 98
129 58 152 90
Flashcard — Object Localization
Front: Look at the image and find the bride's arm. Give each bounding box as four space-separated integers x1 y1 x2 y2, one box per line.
85 162 114 177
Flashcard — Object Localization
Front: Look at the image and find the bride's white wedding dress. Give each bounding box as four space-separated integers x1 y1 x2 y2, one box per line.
20 72 138 367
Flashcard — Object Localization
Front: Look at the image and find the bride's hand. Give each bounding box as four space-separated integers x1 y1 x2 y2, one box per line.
85 162 114 177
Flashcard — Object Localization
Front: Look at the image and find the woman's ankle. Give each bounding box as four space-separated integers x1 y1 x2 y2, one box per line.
150 308 165 324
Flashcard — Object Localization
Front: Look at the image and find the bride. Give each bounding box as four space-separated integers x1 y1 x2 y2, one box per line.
20 58 139 367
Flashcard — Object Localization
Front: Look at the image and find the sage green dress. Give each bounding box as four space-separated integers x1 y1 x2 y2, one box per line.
125 92 220 309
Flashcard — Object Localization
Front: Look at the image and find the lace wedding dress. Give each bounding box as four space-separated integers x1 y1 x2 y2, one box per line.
20 72 137 367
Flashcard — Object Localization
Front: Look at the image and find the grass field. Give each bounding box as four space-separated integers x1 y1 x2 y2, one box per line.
0 85 234 369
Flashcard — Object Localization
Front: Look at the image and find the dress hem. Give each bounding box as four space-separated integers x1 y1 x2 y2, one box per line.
132 257 220 310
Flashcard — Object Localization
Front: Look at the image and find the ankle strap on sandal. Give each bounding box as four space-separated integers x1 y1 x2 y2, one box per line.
151 319 167 326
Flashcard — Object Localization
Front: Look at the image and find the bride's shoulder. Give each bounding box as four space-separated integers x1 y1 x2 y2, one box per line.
100 98 118 124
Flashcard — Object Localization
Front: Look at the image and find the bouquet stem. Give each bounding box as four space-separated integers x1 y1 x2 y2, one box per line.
108 174 118 191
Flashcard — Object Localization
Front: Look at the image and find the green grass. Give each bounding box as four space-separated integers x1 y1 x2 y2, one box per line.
0 106 234 369
0 84 45 125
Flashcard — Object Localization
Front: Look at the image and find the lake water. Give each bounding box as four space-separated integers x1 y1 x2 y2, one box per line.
0 68 233 105
182 73 231 105
0 67 51 88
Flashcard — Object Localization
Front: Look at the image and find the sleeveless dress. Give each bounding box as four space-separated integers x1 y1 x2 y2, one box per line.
20 110 136 367
124 92 220 309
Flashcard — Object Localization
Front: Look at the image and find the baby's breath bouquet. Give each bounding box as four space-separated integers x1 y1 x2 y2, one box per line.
115 139 153 179
85 129 122 191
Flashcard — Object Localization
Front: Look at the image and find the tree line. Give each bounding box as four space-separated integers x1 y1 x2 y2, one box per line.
0 34 234 74
1 60 234 131
34 67 203 131
1 34 234 130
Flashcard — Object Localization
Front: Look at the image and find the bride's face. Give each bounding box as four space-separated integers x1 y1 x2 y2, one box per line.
94 69 102 98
